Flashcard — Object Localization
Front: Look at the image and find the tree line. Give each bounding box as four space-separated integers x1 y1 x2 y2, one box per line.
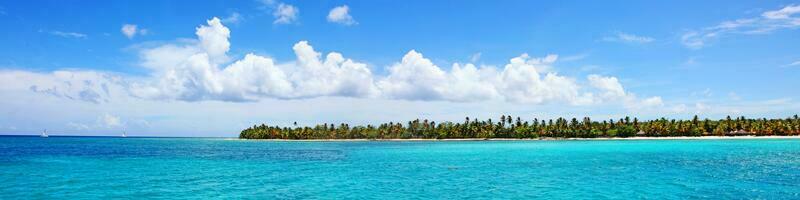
239 115 800 139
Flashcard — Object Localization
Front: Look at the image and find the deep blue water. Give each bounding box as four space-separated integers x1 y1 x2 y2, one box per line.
1 136 800 199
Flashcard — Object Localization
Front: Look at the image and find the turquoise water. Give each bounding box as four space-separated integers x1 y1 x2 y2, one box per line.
2 136 800 199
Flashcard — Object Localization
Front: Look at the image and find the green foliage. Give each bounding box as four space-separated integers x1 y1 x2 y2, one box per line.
239 115 800 139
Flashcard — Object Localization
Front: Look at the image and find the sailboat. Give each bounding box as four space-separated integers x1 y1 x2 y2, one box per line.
121 130 127 137
41 129 48 138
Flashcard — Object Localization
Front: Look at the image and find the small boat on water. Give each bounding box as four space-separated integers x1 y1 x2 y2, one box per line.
122 131 127 138
40 129 48 138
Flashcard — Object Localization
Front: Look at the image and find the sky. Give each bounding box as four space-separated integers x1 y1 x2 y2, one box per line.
1 0 799 137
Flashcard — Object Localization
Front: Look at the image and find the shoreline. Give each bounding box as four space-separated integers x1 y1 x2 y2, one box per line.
232 135 800 141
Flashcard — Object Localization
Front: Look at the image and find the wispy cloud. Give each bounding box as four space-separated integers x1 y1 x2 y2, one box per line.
50 31 87 39
682 4 800 49
327 5 357 26
691 88 712 98
684 56 701 66
579 65 601 72
67 113 124 131
469 52 481 63
560 54 589 62
603 32 654 44
273 3 298 24
222 12 242 24
783 60 800 67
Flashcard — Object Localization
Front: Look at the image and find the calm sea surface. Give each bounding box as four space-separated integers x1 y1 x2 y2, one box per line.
1 136 799 199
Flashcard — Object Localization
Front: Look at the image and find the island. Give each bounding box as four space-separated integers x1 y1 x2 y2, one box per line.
240 115 800 140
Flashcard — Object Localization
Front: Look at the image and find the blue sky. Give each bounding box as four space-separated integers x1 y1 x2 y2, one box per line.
1 0 799 136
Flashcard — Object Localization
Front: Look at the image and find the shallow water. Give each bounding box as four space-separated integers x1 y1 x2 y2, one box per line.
1 136 799 199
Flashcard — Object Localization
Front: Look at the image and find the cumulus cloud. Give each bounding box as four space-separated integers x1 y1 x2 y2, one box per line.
131 17 376 101
195 17 231 63
16 17 663 109
327 5 357 25
6 16 800 135
584 74 681 113
376 51 648 106
495 54 588 104
287 41 378 97
682 5 800 49
121 24 148 39
378 50 447 100
602 32 654 44
273 3 298 24
588 75 626 100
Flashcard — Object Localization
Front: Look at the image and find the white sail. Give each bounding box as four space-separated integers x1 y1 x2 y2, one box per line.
41 129 48 138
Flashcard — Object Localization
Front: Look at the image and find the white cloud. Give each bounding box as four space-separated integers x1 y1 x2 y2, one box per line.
495 54 590 105
22 17 667 107
67 122 91 130
16 3 800 137
121 24 148 39
583 75 685 114
258 0 276 7
131 17 376 101
783 60 800 67
560 54 588 62
327 5 357 25
5 14 798 136
273 3 298 24
195 17 230 63
287 41 378 98
0 16 713 137
588 75 626 100
377 50 447 100
691 88 712 97
376 51 639 105
380 51 572 103
762 5 800 19
122 24 137 38
66 113 123 131
681 32 706 49
603 32 654 44
101 113 122 128
622 96 692 115
50 31 87 39
682 5 800 49
222 12 242 24
639 96 665 107
20 70 124 104
469 52 481 63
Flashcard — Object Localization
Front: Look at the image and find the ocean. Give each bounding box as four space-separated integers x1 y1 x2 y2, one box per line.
1 136 799 199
